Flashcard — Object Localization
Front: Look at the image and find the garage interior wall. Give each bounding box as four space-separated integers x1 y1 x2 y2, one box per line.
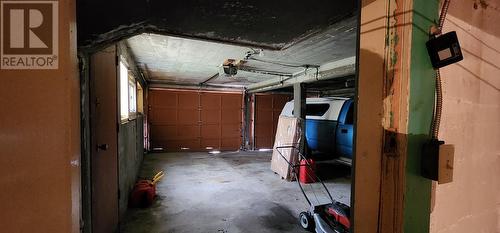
430 1 500 232
0 0 80 232
253 94 292 149
118 116 144 218
149 89 243 151
116 43 146 219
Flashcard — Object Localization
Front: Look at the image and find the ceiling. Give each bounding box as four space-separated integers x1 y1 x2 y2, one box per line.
126 16 357 88
77 0 358 90
77 0 357 49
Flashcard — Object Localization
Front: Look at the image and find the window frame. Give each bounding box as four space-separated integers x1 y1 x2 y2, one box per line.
119 59 138 122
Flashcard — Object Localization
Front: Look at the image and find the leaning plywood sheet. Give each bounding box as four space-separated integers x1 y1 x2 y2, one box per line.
271 116 303 181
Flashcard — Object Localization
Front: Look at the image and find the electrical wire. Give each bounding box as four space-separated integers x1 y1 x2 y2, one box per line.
245 49 320 69
432 70 443 138
438 0 451 31
249 56 314 68
431 0 450 139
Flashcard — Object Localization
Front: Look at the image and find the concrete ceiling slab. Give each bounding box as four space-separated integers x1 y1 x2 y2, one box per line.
126 16 357 87
77 0 357 49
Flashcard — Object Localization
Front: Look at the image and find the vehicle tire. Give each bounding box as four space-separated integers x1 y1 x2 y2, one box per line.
299 211 314 231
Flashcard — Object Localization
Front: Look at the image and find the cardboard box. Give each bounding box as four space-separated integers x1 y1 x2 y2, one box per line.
271 116 303 181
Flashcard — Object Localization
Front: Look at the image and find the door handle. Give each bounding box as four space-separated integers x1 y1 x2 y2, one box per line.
341 129 348 133
97 144 109 151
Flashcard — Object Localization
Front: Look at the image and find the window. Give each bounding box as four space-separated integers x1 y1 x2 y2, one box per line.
137 82 144 113
120 61 129 120
120 60 137 121
128 78 137 114
291 104 330 116
306 103 330 116
345 103 354 125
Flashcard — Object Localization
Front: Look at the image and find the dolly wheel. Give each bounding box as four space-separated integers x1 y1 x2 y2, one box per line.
299 212 314 231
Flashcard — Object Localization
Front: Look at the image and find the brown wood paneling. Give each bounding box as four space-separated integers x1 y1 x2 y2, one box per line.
254 94 292 149
149 89 242 151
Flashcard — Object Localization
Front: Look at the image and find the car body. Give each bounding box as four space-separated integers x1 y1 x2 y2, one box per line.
281 97 354 164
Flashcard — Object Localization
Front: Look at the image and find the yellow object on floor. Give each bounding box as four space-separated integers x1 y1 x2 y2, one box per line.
152 171 165 185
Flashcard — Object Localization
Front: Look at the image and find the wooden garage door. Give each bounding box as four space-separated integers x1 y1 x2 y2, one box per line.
149 89 243 151
254 94 292 149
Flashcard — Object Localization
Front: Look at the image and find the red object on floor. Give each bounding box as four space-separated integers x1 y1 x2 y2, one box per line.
129 180 156 208
326 202 351 229
299 159 316 184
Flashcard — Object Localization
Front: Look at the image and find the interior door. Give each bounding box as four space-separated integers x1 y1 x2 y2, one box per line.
90 45 119 233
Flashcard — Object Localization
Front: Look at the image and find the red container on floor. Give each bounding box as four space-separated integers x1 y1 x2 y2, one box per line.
299 159 316 184
129 180 156 208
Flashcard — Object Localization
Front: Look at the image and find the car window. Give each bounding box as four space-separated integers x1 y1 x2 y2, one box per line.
307 104 330 116
345 103 354 125
291 103 330 117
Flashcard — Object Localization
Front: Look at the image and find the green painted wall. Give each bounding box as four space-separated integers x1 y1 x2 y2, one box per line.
404 1 439 232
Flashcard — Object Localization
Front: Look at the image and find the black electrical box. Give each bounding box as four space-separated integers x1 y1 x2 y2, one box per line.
426 31 463 69
421 139 444 181
223 64 237 76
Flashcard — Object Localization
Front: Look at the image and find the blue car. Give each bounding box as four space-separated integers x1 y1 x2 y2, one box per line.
281 98 354 165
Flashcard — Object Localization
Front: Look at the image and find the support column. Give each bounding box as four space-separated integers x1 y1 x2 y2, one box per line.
293 83 306 119
242 92 253 150
356 0 439 233
404 1 439 232
293 83 306 153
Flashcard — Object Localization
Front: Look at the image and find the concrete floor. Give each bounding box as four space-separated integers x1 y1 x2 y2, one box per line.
121 151 351 233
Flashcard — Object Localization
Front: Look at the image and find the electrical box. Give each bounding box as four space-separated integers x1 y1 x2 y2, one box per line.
422 139 442 181
438 144 454 184
426 31 463 69
422 139 455 184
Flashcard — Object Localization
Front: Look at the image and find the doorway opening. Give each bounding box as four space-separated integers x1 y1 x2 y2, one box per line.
77 1 366 232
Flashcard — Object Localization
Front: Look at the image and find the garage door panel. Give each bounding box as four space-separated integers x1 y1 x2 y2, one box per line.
255 123 272 137
150 140 167 150
176 139 201 150
272 110 281 125
221 95 242 109
201 110 220 123
201 94 221 109
201 139 220 149
149 89 242 152
221 110 241 124
178 109 199 124
151 108 177 123
256 95 273 109
156 139 200 151
221 124 241 137
256 109 273 124
255 137 273 149
178 93 199 108
151 91 177 107
151 139 179 150
274 95 290 107
151 125 177 139
201 124 221 139
177 125 200 139
254 94 292 149
221 138 241 150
